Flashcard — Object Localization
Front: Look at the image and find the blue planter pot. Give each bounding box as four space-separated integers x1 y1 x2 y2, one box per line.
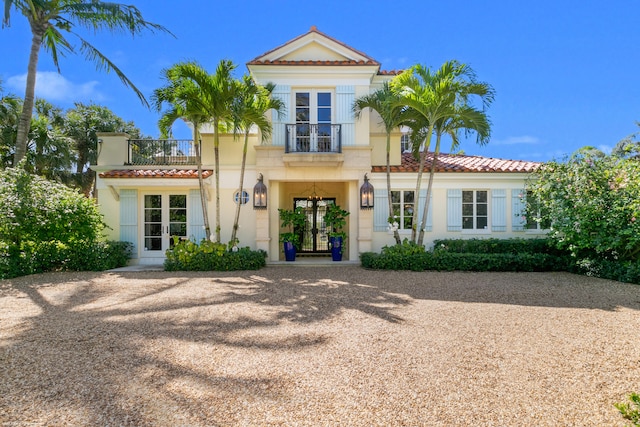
330 236 343 261
283 241 296 261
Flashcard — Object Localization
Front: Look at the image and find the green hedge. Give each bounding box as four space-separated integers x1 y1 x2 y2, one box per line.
164 239 266 271
361 238 640 284
361 250 570 272
432 238 563 255
0 240 132 279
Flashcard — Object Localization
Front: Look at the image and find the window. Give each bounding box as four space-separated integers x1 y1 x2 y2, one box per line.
526 191 550 230
401 133 412 153
391 190 414 230
234 190 249 205
462 190 488 230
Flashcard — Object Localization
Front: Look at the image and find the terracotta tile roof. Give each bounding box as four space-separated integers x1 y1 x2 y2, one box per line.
247 25 380 66
98 169 213 179
378 69 404 76
249 59 378 66
372 152 540 173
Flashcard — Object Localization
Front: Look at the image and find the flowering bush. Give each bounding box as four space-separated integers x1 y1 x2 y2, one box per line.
527 154 640 262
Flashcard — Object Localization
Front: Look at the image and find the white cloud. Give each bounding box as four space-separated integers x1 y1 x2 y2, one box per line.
492 135 541 146
6 71 103 103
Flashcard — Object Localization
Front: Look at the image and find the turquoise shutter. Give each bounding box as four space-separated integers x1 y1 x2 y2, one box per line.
120 189 138 258
272 85 290 146
336 86 355 147
188 189 207 242
512 189 526 231
417 190 433 232
373 189 389 231
491 189 507 232
447 189 462 231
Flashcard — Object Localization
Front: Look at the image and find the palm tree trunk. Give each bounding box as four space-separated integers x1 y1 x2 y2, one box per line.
411 127 434 243
15 29 43 165
417 135 441 246
213 123 221 243
230 131 249 245
386 132 400 244
194 127 211 239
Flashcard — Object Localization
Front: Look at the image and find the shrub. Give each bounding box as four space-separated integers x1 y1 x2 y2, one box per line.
432 238 560 255
361 238 572 272
164 239 266 271
615 393 640 426
0 167 105 245
0 168 131 279
574 258 640 285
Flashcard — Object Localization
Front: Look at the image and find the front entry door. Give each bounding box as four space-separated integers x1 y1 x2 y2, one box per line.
142 193 187 259
295 198 335 253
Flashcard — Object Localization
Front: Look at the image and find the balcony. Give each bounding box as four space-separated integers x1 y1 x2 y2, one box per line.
283 124 344 167
127 139 199 166
285 124 341 153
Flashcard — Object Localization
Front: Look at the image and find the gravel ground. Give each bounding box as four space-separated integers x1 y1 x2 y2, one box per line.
1 267 639 426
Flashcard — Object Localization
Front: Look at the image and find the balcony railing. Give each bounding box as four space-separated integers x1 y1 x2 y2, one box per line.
127 139 199 165
285 124 341 153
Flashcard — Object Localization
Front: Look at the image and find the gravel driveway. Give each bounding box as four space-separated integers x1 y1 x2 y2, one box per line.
1 267 639 426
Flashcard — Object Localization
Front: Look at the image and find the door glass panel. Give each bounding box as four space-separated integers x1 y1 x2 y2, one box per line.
169 195 187 248
296 92 310 122
294 198 335 253
144 195 162 252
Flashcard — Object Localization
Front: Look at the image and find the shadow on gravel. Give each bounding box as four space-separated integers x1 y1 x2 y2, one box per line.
1 267 639 425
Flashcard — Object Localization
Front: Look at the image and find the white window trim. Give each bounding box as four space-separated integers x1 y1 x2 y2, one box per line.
461 189 491 234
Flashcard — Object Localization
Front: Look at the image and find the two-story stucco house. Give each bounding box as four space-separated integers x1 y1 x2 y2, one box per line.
93 26 541 265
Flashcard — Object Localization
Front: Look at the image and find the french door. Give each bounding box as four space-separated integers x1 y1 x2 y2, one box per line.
294 91 333 152
294 198 335 253
142 193 187 258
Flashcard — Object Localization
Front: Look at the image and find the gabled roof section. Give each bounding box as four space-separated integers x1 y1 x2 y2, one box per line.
247 26 380 67
372 152 540 173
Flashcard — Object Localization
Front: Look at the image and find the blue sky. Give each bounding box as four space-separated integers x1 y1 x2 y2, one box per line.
1 0 638 162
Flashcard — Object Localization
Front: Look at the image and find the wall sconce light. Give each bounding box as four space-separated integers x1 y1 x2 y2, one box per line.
253 173 267 210
360 173 374 209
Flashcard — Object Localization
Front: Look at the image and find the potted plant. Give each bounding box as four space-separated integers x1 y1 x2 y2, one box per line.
278 206 306 261
324 204 350 261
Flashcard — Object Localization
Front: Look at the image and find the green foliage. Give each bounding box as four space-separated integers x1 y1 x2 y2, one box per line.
164 238 266 271
433 238 562 255
0 167 105 245
528 154 640 262
324 204 350 239
616 393 640 426
278 207 306 250
0 168 131 278
0 240 132 279
361 238 571 272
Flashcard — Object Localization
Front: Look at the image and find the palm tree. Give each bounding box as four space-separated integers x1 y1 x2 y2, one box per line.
353 82 405 245
229 76 284 245
392 61 494 244
157 60 239 243
65 102 142 196
415 105 492 245
153 67 215 239
27 98 74 181
2 0 170 165
0 80 21 167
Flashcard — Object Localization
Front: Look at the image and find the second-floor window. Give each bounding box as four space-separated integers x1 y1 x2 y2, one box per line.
462 190 488 230
401 133 412 153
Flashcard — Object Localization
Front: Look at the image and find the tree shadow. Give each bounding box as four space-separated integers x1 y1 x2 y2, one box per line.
0 268 412 425
2 267 639 424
